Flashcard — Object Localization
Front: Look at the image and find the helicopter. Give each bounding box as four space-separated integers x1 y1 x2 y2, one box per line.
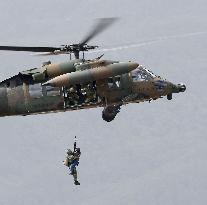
0 18 186 122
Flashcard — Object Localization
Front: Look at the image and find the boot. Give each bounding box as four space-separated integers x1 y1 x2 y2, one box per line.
74 180 80 185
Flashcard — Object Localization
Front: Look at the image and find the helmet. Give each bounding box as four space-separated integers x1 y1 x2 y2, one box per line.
76 148 81 153
69 87 75 93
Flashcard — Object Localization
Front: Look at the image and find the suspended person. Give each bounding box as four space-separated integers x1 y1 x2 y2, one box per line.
63 139 81 185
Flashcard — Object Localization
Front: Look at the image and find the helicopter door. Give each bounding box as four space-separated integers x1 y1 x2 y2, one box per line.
27 83 64 113
63 82 98 108
104 74 131 103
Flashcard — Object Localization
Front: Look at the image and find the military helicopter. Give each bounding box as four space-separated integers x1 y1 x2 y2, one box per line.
0 18 186 122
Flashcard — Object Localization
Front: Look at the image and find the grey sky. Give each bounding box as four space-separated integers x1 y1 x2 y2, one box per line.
0 0 207 205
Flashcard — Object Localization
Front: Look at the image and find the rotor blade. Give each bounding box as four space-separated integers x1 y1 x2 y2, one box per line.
0 46 61 52
31 51 71 56
79 17 118 46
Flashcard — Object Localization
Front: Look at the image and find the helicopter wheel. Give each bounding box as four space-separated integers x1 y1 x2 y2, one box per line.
102 105 121 122
167 93 172 100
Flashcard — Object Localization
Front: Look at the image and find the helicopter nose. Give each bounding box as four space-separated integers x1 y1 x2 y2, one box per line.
178 83 186 92
171 83 186 93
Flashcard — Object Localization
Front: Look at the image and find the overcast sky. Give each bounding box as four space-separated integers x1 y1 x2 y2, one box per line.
0 0 207 205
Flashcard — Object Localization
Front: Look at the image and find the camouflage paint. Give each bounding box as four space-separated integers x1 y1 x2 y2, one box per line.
0 59 186 119
0 87 9 115
7 86 27 115
45 59 82 78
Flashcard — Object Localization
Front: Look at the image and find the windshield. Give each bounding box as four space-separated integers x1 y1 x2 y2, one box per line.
131 65 156 82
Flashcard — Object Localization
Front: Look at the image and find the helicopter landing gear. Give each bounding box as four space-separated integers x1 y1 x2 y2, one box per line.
167 93 172 100
102 104 121 122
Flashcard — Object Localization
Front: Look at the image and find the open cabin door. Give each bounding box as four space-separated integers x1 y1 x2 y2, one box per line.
62 82 100 109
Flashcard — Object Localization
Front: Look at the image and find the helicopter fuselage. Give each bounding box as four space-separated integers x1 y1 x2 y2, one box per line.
0 61 186 119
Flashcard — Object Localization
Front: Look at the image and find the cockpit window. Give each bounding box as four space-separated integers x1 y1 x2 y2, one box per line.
131 66 156 82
